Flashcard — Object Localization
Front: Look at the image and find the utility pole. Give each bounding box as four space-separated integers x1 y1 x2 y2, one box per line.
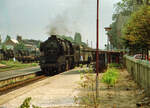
96 0 99 100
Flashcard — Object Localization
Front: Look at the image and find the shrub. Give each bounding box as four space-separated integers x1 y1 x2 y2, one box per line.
79 64 83 68
101 67 119 88
108 63 122 68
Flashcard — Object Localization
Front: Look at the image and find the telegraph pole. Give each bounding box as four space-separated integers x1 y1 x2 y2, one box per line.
96 0 99 99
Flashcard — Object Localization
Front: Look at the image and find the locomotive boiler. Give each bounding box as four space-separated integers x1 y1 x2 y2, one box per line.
39 35 93 75
40 35 76 75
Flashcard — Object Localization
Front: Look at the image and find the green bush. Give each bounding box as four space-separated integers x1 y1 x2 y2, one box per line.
79 64 83 68
101 67 119 88
108 63 122 68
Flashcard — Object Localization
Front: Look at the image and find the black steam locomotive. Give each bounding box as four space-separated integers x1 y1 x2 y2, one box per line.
39 35 93 75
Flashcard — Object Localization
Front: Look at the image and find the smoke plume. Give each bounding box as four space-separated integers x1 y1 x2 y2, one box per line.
48 0 96 37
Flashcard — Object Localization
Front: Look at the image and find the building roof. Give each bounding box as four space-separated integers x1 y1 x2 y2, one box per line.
25 44 33 47
11 39 19 44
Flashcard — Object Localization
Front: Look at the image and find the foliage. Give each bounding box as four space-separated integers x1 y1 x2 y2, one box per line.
108 63 122 68
108 0 147 50
107 0 136 49
18 97 31 108
74 32 82 44
14 42 26 51
37 41 41 48
101 67 119 88
114 0 150 17
18 97 41 108
1 43 7 50
5 35 11 42
79 64 83 68
74 68 100 108
122 5 150 50
107 22 121 49
114 0 134 16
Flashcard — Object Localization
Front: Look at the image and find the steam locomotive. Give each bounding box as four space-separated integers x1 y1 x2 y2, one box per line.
39 35 93 75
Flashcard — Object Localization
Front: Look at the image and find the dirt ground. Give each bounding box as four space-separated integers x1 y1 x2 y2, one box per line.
95 69 147 108
72 68 150 108
0 67 149 108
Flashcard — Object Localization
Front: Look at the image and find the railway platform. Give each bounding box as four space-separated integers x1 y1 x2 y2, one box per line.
0 66 41 81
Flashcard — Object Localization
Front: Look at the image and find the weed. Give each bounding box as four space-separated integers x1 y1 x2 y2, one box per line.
18 97 41 108
74 68 100 108
18 97 32 108
108 63 122 68
79 64 83 68
101 67 119 88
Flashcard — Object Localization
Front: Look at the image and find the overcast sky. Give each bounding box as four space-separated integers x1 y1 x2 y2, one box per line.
0 0 120 49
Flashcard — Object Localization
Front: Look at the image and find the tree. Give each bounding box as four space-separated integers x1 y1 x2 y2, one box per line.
37 41 41 48
107 22 119 49
14 42 26 51
108 0 150 50
122 5 150 56
107 0 135 50
74 32 82 44
1 43 7 50
5 35 11 42
114 0 134 16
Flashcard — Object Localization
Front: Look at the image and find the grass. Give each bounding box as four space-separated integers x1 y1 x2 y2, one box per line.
0 60 38 72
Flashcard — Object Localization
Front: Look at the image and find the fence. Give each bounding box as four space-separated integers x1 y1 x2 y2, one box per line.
124 55 150 94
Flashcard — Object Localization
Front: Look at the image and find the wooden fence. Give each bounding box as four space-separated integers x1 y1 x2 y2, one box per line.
124 55 150 94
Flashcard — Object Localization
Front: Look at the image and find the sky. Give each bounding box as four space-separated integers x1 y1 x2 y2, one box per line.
0 0 120 49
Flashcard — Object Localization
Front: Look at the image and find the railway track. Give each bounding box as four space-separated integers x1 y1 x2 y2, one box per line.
0 74 46 94
0 66 47 94
0 66 86 94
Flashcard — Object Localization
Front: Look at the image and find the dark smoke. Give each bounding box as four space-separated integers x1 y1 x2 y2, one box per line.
48 13 72 35
47 0 96 38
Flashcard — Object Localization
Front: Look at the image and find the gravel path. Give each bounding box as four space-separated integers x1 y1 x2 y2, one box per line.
0 68 84 108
